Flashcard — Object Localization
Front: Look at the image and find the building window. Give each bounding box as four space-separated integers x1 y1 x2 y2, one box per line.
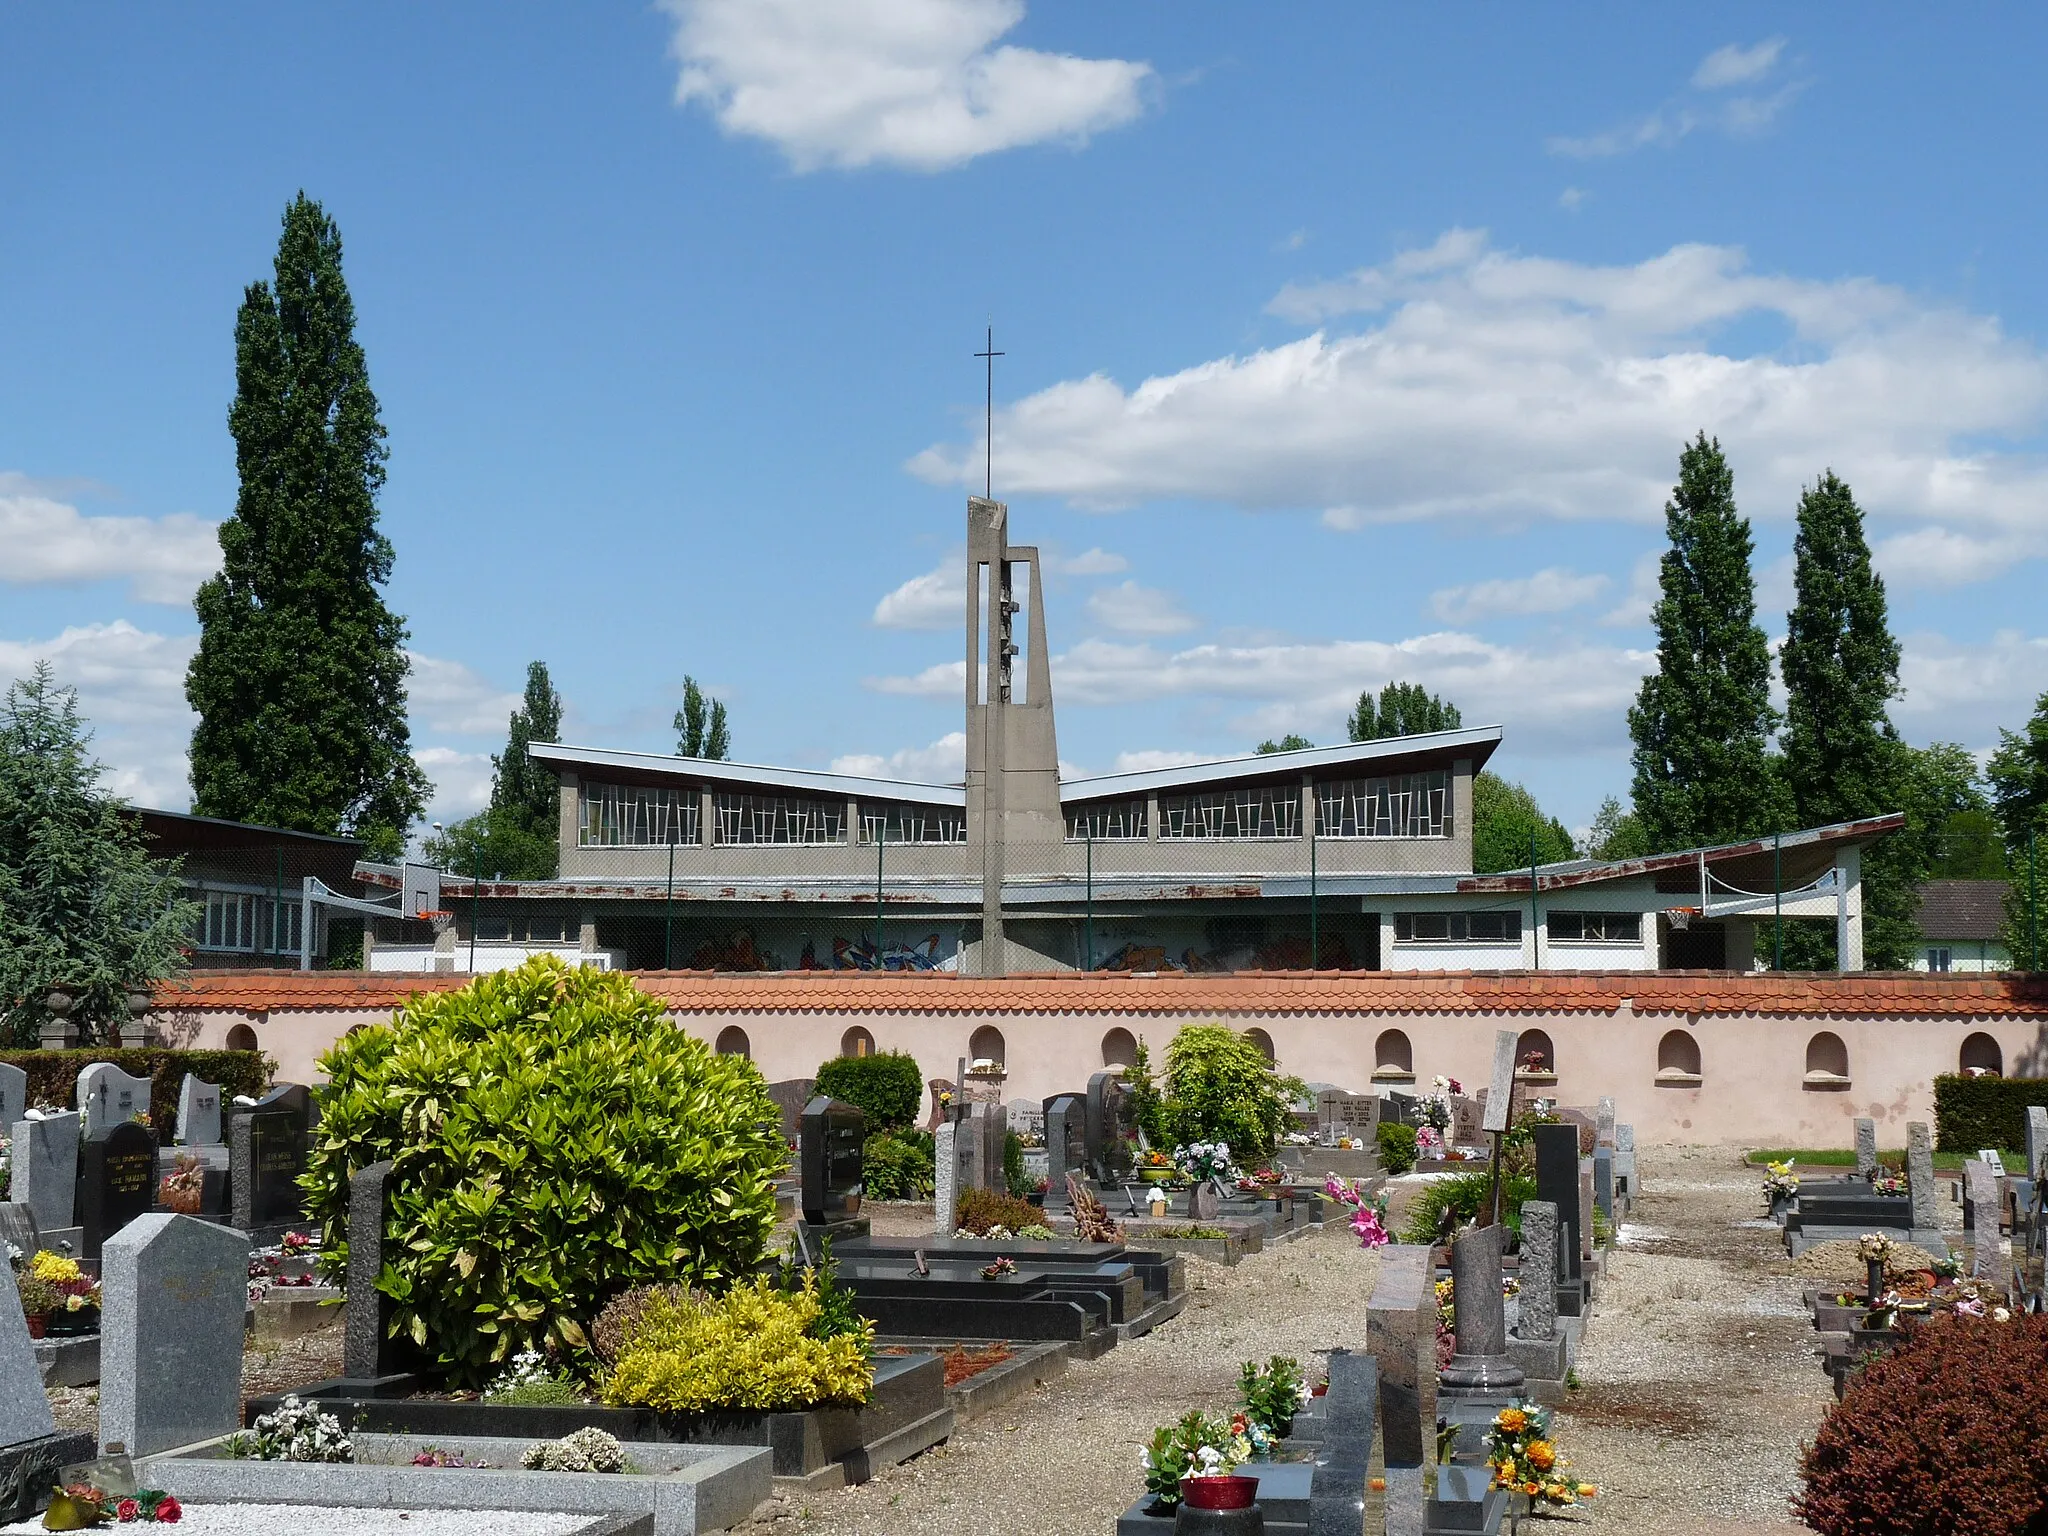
1159 786 1299 840
1548 912 1642 944
1066 798 1149 841
858 805 967 845
1316 771 1450 839
1393 911 1522 944
475 915 572 944
579 783 698 847
1927 947 1953 973
190 891 303 955
714 793 845 845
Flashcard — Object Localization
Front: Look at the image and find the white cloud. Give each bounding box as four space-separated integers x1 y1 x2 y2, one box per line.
403 652 523 737
910 231 2048 587
1108 748 1219 774
0 473 220 605
830 731 966 783
1600 553 1663 628
1557 187 1589 212
867 658 966 698
873 564 960 629
1430 568 1609 625
1896 629 2048 745
416 747 495 823
0 622 199 808
1693 38 1786 90
662 0 1153 172
1054 546 1128 576
1085 579 1196 635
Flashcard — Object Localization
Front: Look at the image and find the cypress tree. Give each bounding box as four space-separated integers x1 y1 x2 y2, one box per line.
673 677 730 760
1627 433 1786 851
1988 689 2048 965
421 660 563 881
186 194 427 860
1779 471 1914 967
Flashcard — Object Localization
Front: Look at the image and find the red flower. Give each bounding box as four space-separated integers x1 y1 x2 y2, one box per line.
116 1498 141 1521
153 1496 183 1522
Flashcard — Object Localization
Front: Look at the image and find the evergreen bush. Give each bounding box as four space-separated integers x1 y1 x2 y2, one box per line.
812 1050 924 1131
955 1187 1045 1236
1376 1121 1419 1175
600 1274 873 1413
305 955 783 1387
1160 1023 1303 1163
1004 1130 1029 1197
862 1129 935 1200
1932 1073 2046 1154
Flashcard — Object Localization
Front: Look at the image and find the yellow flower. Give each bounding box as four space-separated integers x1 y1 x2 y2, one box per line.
1495 1408 1529 1434
1525 1441 1556 1471
64 1295 84 1312
1577 1484 1599 1498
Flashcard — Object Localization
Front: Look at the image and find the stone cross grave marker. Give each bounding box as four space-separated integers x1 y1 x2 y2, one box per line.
1516 1202 1559 1343
232 1097 310 1231
1532 1122 1583 1282
76 1063 153 1142
1481 1028 1518 1135
176 1073 223 1147
14 1112 80 1235
1439 1222 1525 1399
799 1096 865 1227
78 1120 158 1261
1965 1157 2002 1280
0 1065 25 1133
1596 1096 1617 1149
1907 1121 1940 1231
2028 1106 2048 1182
99 1213 249 1456
1855 1118 1878 1177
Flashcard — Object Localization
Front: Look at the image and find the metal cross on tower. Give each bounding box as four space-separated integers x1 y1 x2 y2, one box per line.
974 324 1004 500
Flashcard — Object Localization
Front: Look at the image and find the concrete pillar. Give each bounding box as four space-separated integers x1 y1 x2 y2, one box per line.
700 786 715 847
1836 845 1864 972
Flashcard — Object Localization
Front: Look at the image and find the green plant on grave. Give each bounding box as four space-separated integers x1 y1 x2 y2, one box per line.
481 1348 585 1406
773 1234 868 1347
1376 1121 1419 1176
1141 1411 1241 1509
304 955 784 1388
955 1186 1044 1237
1123 1037 1168 1146
1003 1130 1030 1197
1238 1355 1307 1438
1160 1023 1305 1164
600 1274 873 1413
862 1128 935 1200
1398 1168 1539 1245
812 1049 925 1131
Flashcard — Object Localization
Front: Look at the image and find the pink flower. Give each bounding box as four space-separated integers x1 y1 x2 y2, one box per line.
116 1498 140 1521
1325 1174 1360 1205
1350 1207 1390 1249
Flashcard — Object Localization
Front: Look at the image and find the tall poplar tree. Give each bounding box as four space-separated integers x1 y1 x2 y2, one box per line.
1348 682 1461 741
1779 471 1914 967
1627 434 1786 851
186 193 427 861
673 677 730 760
422 661 563 881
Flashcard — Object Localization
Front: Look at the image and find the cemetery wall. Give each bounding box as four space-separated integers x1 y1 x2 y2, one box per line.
150 969 2048 1146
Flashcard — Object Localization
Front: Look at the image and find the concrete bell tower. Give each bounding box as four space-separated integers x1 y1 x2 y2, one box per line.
963 496 1060 975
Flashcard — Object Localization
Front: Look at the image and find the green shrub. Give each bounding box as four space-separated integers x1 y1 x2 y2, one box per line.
812 1050 924 1131
305 956 784 1387
1239 1355 1305 1437
1160 1023 1304 1164
1377 1121 1418 1175
600 1274 873 1413
956 1186 1044 1235
862 1129 934 1200
1004 1130 1029 1197
1933 1074 2048 1154
1124 1038 1167 1146
0 1049 266 1140
1397 1167 1538 1244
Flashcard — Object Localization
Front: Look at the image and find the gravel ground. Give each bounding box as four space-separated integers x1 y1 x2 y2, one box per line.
46 1316 348 1436
0 1505 605 1535
735 1213 1383 1536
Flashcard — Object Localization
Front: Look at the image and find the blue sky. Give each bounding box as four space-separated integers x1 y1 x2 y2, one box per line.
5 3 2047 836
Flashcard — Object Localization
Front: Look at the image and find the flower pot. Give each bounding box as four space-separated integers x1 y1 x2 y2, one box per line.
24 1314 47 1339
1180 1474 1258 1511
1139 1167 1175 1186
1190 1184 1221 1221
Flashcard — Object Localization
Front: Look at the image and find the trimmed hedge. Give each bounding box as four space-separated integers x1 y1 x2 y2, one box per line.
1932 1073 2048 1153
0 1049 267 1142
812 1050 924 1131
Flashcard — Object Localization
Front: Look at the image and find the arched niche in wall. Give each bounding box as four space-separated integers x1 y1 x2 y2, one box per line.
1515 1028 1556 1077
715 1025 751 1059
840 1026 875 1059
968 1025 1006 1068
1655 1029 1702 1085
1960 1031 2004 1077
1372 1029 1415 1082
225 1022 259 1053
1101 1027 1137 1069
1803 1031 1850 1089
1244 1027 1276 1065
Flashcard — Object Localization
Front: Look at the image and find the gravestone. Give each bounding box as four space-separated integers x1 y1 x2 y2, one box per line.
0 1256 94 1522
1595 1096 1616 1149
77 1120 157 1261
1966 1158 2002 1280
76 1063 154 1141
1614 1123 1636 1197
1980 1149 2009 1179
2028 1106 2048 1182
924 1078 954 1132
1438 1222 1524 1399
1365 1244 1436 1468
1579 1160 1596 1262
1006 1097 1043 1138
0 1205 38 1261
764 1078 816 1145
1042 1094 1085 1202
13 1113 81 1234
231 1104 309 1231
99 1213 249 1456
1592 1146 1614 1219
1450 1097 1484 1149
1084 1070 1127 1184
952 1108 985 1200
932 1121 957 1236
1906 1121 1940 1232
1480 1029 1519 1135
0 1065 25 1133
975 1099 1006 1195
1854 1118 1878 1177
1317 1088 1380 1142
1532 1123 1583 1284
1515 1203 1559 1343
343 1160 406 1380
175 1073 224 1147
798 1096 865 1227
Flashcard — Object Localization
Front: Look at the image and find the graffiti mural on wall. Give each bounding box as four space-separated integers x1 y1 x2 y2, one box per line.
684 927 962 972
826 934 947 971
1095 930 1357 973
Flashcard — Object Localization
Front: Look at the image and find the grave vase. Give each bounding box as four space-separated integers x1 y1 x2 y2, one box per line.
1191 1183 1221 1221
1180 1474 1258 1510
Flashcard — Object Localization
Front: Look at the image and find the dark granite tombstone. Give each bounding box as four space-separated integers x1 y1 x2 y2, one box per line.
1533 1122 1583 1285
1084 1070 1129 1184
231 1108 308 1231
342 1160 411 1380
1384 1090 1418 1127
799 1096 865 1227
78 1120 157 1260
980 1098 1007 1193
766 1079 816 1146
1043 1094 1085 1202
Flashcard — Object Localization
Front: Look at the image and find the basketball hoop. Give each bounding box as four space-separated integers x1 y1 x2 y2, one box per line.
417 909 455 935
1668 907 1698 931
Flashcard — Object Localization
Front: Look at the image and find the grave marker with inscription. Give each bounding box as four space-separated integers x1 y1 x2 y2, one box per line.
78 1120 157 1260
0 1065 25 1133
799 1096 865 1227
14 1113 80 1235
99 1213 249 1456
1316 1088 1380 1142
176 1073 223 1147
231 1106 309 1232
76 1064 153 1142
1481 1029 1519 1135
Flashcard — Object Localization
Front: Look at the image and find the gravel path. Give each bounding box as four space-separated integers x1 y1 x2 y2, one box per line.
1 1505 603 1535
736 1216 1383 1536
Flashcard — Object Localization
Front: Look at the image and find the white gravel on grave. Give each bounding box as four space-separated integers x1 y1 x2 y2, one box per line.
2 1504 602 1535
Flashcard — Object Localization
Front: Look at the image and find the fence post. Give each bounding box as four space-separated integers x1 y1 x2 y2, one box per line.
663 822 676 969
1773 831 1783 972
1529 829 1540 970
1084 829 1094 972
469 846 482 973
1309 822 1318 971
875 819 886 968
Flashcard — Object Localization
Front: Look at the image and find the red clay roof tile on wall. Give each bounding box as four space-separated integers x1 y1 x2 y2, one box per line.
150 967 2048 1018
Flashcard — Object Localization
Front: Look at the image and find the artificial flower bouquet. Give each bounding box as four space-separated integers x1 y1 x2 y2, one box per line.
1762 1159 1800 1208
41 1484 181 1527
1323 1174 1391 1248
1485 1403 1595 1509
1175 1141 1235 1184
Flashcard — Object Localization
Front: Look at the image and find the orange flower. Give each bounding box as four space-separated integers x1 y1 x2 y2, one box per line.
1577 1484 1599 1498
1523 1482 1540 1496
1525 1440 1556 1471
1369 1478 1386 1493
1494 1408 1529 1434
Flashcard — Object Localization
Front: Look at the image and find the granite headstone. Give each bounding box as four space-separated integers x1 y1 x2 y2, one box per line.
1854 1117 1878 1177
13 1113 80 1234
99 1213 249 1456
1966 1157 2002 1280
932 1121 957 1236
1595 1096 1616 1149
798 1096 865 1226
76 1064 153 1142
231 1106 308 1231
1042 1094 1085 1202
175 1073 224 1148
0 1254 93 1523
342 1159 407 1380
764 1078 816 1146
1907 1121 1940 1231
1317 1088 1381 1143
1438 1222 1525 1399
2028 1105 2048 1183
1515 1202 1559 1342
1480 1029 1519 1135
1532 1123 1582 1282
0 1065 25 1134
1084 1070 1127 1183
1593 1146 1614 1219
77 1120 157 1260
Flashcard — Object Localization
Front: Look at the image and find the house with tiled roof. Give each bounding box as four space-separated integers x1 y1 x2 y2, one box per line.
1913 879 2012 973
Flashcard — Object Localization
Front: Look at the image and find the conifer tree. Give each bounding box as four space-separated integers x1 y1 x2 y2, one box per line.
1627 434 1786 851
1348 682 1461 741
186 194 427 860
673 677 730 760
1989 689 2048 966
1779 471 1915 968
422 660 563 881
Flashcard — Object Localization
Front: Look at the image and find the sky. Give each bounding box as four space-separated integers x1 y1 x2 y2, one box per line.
4 3 2048 838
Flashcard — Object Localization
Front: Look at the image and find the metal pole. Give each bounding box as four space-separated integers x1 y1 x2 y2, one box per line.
875 819 886 968
469 847 482 973
273 847 284 958
1085 829 1094 972
1773 831 1783 972
1530 830 1540 970
663 819 676 969
2032 830 2040 972
1309 822 1318 971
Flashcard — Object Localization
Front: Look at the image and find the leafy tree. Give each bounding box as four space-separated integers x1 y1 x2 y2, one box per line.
1930 810 2008 880
1580 795 1652 861
1471 772 1575 874
1255 734 1314 755
1628 433 1788 851
0 665 195 1045
422 661 563 880
812 1049 924 1131
1348 683 1462 742
674 677 730 760
1159 1023 1304 1164
1779 471 1914 968
1989 689 2048 965
186 193 428 861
